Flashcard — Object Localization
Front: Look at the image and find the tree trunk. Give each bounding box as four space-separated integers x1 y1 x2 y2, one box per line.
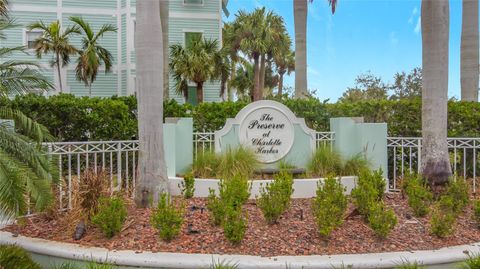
259 54 266 96
160 0 170 100
253 53 262 101
197 81 204 103
88 82 92 97
56 53 63 93
278 72 285 97
460 0 479 102
421 0 452 187
294 0 308 99
135 0 169 208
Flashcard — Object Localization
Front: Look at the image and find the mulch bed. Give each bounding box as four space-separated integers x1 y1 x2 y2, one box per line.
3 193 480 257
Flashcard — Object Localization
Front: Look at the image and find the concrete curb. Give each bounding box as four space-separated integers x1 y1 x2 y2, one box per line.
1 231 479 269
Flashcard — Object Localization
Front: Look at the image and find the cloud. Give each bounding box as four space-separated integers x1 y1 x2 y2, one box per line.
308 67 320 76
414 17 421 34
408 7 418 24
389 31 399 45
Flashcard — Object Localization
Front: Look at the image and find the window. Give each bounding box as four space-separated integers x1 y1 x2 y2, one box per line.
185 32 202 47
184 0 203 5
25 30 42 50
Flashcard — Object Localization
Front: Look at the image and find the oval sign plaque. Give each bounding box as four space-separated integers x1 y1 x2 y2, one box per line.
239 106 294 163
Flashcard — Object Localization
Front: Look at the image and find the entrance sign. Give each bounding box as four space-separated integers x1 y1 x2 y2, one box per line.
239 106 294 163
215 100 316 165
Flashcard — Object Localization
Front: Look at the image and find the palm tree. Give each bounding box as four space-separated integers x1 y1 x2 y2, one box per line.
460 0 479 102
0 0 8 17
293 0 336 99
421 0 452 187
0 19 57 217
160 0 169 100
70 16 117 97
135 0 169 207
170 37 225 104
275 50 295 97
28 20 80 93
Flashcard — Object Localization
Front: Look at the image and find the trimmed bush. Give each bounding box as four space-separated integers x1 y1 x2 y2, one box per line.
257 171 294 224
403 174 433 217
312 176 348 238
351 170 385 217
0 244 41 269
222 205 247 244
446 178 470 214
91 196 127 238
151 193 184 241
207 188 225 226
180 173 195 199
367 202 397 238
430 196 456 238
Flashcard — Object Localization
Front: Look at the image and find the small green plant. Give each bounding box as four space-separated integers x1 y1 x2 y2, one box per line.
342 153 370 176
351 170 385 217
210 259 239 269
0 245 41 269
91 196 127 238
473 200 480 228
192 150 219 178
394 259 425 268
277 160 296 171
367 202 397 238
403 174 433 217
307 145 343 177
430 195 456 238
257 171 294 224
312 176 347 238
151 193 184 241
222 205 247 244
446 178 470 214
217 146 259 179
54 262 117 269
180 173 195 199
207 174 251 225
459 252 480 269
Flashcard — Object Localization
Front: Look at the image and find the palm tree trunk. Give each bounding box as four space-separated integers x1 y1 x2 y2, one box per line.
278 72 285 97
135 0 169 207
197 81 204 103
421 0 452 187
294 0 308 99
88 82 92 97
160 0 170 100
259 54 266 96
253 53 261 101
56 53 63 93
460 0 479 102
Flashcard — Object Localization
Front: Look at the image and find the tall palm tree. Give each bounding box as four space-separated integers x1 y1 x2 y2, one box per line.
170 37 225 104
28 20 80 93
460 0 479 102
0 19 57 217
293 0 336 99
0 0 8 17
421 0 452 187
135 0 169 207
275 50 295 97
70 16 117 97
160 0 169 100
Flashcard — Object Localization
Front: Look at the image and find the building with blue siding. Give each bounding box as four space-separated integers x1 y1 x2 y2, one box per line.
3 0 223 103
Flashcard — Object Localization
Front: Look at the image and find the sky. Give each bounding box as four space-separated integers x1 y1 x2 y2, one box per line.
223 0 466 102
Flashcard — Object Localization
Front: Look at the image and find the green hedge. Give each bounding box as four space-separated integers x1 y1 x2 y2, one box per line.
1 94 480 141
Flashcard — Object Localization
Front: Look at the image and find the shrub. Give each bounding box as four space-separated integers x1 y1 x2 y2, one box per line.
91 196 127 238
151 193 184 241
367 202 397 238
403 174 433 217
307 145 343 177
394 259 425 269
430 196 456 238
79 169 109 218
207 175 250 225
342 154 370 176
54 262 117 269
180 173 195 199
446 178 470 214
222 205 247 244
192 151 218 178
217 146 259 179
351 170 385 217
277 160 296 171
312 176 348 238
257 171 294 224
0 245 41 269
474 200 480 228
210 259 239 269
459 252 480 269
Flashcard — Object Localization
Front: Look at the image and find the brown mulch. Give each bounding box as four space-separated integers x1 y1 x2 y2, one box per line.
3 193 480 257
